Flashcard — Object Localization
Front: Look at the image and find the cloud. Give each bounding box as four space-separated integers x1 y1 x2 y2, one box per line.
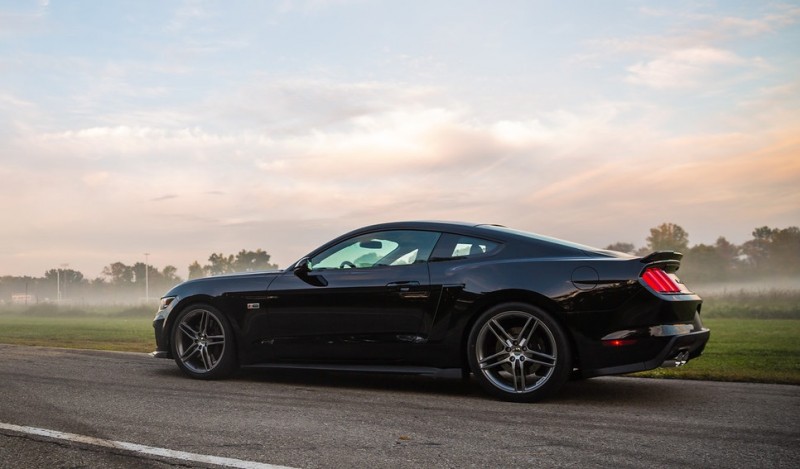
3 90 798 276
579 4 798 90
625 47 750 89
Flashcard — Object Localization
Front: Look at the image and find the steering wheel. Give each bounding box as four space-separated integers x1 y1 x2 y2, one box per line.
340 261 357 269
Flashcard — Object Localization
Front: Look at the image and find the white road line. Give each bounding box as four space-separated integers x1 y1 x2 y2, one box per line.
0 422 296 469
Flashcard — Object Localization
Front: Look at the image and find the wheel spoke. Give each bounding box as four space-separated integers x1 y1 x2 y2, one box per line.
479 350 509 370
199 347 212 370
488 319 514 346
199 311 209 335
525 350 556 367
206 334 225 346
179 322 198 339
519 318 540 348
180 343 199 361
512 359 526 392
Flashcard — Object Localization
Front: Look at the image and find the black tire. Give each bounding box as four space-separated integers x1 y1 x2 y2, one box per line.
170 303 238 379
467 303 571 402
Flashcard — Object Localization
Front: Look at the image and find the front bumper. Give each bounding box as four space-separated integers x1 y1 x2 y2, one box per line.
152 317 171 359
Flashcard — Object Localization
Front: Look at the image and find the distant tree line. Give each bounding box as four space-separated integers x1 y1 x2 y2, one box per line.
606 223 800 283
187 249 278 279
2 225 798 304
0 249 278 304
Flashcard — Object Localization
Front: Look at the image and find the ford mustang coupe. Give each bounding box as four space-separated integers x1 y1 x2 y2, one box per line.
153 221 710 402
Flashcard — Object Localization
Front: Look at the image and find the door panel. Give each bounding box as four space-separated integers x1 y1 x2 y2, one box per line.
262 262 437 362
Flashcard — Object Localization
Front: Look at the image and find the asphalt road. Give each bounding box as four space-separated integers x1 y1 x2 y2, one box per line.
0 344 797 468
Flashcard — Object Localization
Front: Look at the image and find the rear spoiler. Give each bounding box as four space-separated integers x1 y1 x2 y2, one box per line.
640 251 683 263
640 251 683 273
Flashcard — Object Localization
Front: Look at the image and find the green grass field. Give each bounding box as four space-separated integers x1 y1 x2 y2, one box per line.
633 318 800 384
0 315 154 353
0 291 798 384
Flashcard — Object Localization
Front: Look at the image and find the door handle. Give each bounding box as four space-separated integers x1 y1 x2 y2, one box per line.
386 281 420 290
386 281 428 299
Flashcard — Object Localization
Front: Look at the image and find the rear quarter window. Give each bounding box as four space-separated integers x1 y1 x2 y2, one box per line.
432 234 501 261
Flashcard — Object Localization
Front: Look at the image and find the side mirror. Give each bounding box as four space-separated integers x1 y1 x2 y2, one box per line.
292 257 327 286
293 257 312 275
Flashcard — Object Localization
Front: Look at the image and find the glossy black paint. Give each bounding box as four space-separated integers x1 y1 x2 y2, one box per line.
153 221 709 379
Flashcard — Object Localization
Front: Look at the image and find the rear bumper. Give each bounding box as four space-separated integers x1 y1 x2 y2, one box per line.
581 327 710 378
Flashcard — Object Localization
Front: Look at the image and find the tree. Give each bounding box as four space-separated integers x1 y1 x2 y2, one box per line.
44 268 84 284
646 223 689 252
769 226 800 274
682 243 729 282
207 253 235 275
102 262 134 285
742 226 800 274
233 249 278 272
714 236 740 275
741 226 774 271
162 265 181 283
188 261 208 279
604 242 636 254
199 250 278 276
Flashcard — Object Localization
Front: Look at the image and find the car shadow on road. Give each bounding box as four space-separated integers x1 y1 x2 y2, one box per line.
553 377 691 406
150 359 692 405
222 367 687 405
235 367 479 398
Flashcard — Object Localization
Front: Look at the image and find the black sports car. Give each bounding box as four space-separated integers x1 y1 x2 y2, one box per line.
153 221 709 402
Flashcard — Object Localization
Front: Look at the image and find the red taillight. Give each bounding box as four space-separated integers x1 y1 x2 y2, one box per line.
642 268 681 293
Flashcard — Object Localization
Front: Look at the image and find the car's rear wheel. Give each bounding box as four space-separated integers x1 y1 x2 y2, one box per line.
170 304 237 379
467 303 571 402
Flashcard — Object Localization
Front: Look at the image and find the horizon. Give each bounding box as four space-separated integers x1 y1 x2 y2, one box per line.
2 1 799 278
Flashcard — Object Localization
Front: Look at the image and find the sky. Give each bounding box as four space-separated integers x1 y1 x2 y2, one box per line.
1 0 799 279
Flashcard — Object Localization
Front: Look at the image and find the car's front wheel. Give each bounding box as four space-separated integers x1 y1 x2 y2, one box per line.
467 303 571 402
170 304 237 379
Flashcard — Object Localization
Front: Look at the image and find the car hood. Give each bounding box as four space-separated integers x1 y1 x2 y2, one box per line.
163 270 284 297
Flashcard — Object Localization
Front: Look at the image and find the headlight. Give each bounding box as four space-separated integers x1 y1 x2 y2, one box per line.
159 297 176 311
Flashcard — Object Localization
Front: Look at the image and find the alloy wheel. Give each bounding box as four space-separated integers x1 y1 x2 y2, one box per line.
174 308 227 374
474 310 558 394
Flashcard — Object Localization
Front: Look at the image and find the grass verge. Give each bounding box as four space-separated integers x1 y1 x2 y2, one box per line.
633 318 800 384
0 315 154 353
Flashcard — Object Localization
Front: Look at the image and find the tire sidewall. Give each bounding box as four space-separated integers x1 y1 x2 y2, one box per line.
467 302 571 402
170 303 238 380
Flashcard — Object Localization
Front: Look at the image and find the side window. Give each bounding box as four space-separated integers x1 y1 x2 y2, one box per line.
432 234 501 261
310 230 441 270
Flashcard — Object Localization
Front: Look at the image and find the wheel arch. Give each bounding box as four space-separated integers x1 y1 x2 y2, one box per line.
459 289 578 371
162 295 227 356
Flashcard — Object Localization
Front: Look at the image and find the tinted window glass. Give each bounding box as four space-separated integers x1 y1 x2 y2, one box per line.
311 230 441 270
480 225 599 253
432 234 500 260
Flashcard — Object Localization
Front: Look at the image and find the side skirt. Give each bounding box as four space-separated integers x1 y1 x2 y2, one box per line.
243 363 463 379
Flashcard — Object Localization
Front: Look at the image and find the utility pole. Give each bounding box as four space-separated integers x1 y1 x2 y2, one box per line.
144 253 150 302
61 263 69 301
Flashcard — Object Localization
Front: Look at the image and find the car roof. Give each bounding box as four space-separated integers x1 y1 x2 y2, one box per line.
349 220 612 256
355 220 488 232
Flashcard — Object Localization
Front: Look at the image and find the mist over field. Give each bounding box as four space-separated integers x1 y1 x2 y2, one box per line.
1 220 798 306
691 277 800 295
